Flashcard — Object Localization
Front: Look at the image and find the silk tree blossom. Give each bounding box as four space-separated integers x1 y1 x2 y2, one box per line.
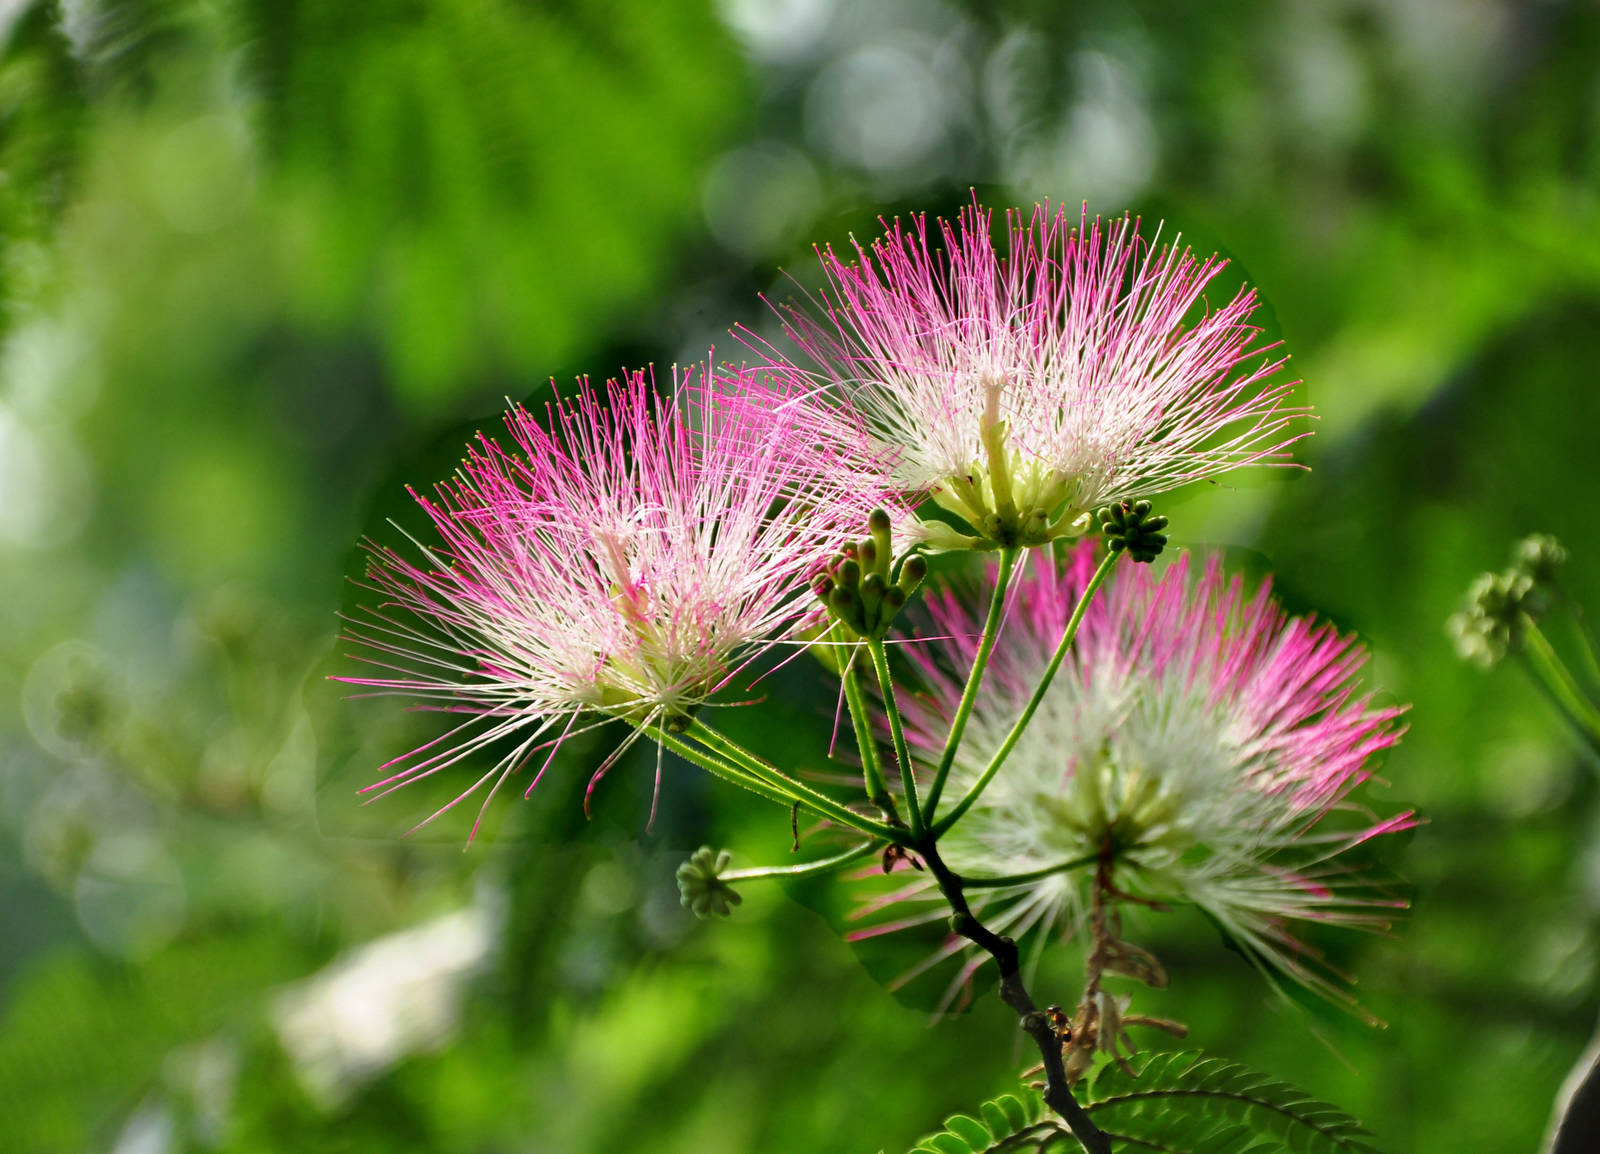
851 543 1411 1010
340 365 893 838
769 201 1309 551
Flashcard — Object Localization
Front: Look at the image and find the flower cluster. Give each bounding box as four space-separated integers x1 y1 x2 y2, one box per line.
768 201 1307 550
852 543 1410 1009
327 195 1425 1154
340 200 1378 954
340 365 889 836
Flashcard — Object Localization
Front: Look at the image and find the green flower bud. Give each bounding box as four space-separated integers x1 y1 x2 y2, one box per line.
1514 533 1567 587
676 846 743 919
1098 500 1169 564
897 554 928 593
816 517 926 639
869 508 893 565
860 572 886 621
1450 569 1534 667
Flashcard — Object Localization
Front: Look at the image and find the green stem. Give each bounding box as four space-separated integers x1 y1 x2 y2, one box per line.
1576 621 1600 692
1558 586 1600 691
1523 618 1600 742
934 548 1120 838
722 841 877 882
651 727 816 811
685 719 905 843
922 545 1019 821
842 653 898 822
868 637 924 839
958 851 1101 889
1512 658 1600 771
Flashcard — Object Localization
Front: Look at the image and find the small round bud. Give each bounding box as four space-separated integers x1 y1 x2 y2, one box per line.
882 586 907 613
1471 569 1533 624
860 572 886 624
1451 569 1534 667
838 558 861 587
868 508 892 535
676 846 743 919
1099 500 1169 564
858 538 878 568
898 554 928 590
1514 533 1567 586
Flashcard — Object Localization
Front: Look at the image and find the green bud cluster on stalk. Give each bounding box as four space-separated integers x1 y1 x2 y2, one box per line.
813 509 928 640
1098 500 1169 564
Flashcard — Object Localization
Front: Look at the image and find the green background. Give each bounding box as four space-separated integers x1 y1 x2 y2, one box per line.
2 1 1599 1151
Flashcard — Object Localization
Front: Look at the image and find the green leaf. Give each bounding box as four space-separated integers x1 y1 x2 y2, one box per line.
908 1089 1055 1154
1080 1050 1384 1154
980 1100 1014 1135
903 1050 1383 1154
996 1094 1032 1132
944 1115 994 1149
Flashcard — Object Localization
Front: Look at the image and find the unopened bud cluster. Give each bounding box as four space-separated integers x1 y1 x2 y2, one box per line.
676 846 742 919
1514 533 1568 587
1450 532 1567 667
813 509 927 640
1099 500 1169 564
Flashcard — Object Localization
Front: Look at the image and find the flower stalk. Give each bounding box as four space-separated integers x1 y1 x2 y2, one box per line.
869 637 924 839
934 547 1121 836
842 653 901 824
922 545 1020 820
682 718 906 844
1522 620 1600 743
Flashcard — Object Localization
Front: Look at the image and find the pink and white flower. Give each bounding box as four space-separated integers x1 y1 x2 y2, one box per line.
768 201 1308 549
852 543 1411 1008
340 364 889 837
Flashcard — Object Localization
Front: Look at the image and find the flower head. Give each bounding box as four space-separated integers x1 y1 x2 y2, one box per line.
770 201 1308 550
854 543 1410 1010
340 364 889 838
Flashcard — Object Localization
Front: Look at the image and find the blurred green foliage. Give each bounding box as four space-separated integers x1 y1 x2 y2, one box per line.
1 1 1599 1152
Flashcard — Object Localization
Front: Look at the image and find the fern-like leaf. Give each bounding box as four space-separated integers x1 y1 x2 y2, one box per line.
909 1091 1066 1154
904 1051 1382 1154
1079 1051 1383 1154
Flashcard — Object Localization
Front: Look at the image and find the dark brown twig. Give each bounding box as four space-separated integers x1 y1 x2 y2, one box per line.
919 837 1115 1154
